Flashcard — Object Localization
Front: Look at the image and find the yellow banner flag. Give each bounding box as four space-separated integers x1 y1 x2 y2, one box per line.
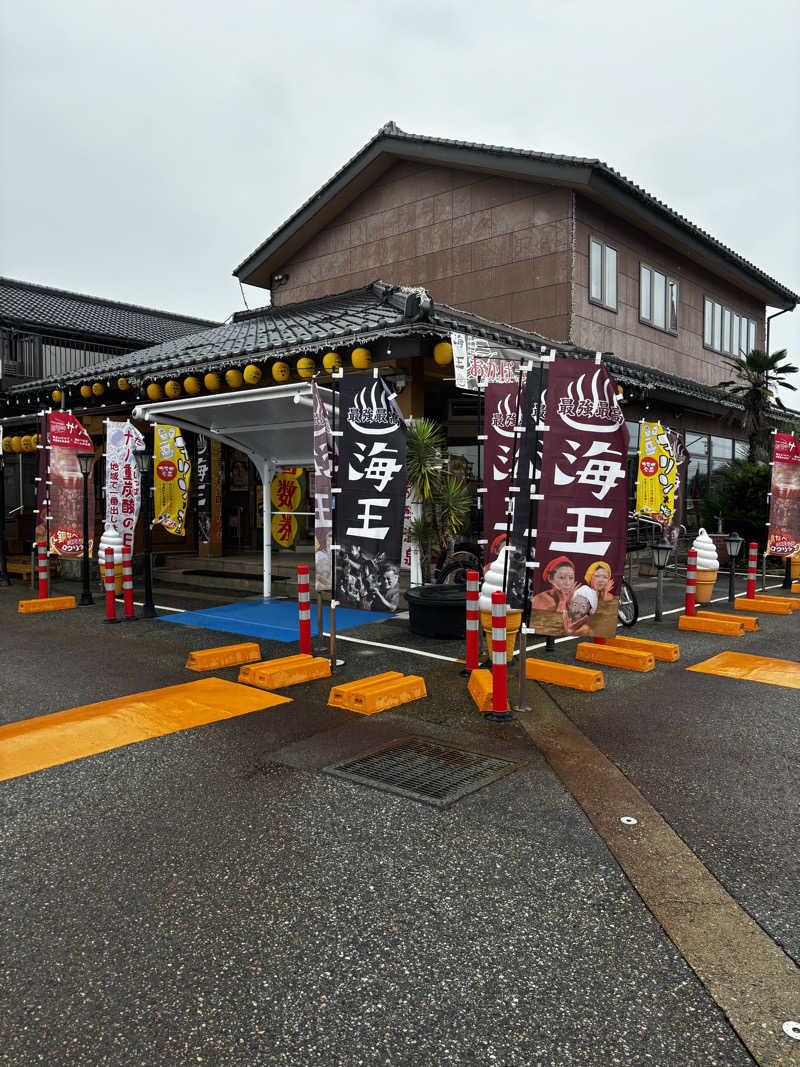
153 424 191 536
635 421 676 523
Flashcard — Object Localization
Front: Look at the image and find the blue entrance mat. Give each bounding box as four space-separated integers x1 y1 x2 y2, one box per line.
161 598 391 643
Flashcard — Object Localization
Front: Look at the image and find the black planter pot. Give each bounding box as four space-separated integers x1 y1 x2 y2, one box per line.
404 584 467 639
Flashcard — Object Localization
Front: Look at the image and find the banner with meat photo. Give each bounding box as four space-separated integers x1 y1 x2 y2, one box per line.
766 432 800 556
312 381 333 592
335 375 407 612
482 382 520 565
530 359 629 638
38 412 95 557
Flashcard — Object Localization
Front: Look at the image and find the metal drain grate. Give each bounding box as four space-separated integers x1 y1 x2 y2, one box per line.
322 736 518 808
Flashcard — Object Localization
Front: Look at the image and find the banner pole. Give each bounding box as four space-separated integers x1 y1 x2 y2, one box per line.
501 367 526 594
329 372 339 673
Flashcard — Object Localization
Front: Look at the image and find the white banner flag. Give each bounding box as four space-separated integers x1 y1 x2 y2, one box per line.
105 421 144 553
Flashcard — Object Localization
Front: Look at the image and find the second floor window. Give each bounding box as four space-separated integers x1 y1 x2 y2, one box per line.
703 297 757 355
640 264 678 334
589 237 617 311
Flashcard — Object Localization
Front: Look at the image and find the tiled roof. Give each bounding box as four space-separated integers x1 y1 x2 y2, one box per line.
0 277 218 346
4 282 570 394
234 122 798 308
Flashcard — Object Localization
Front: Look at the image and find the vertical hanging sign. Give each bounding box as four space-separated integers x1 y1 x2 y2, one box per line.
153 424 191 536
335 375 407 612
47 412 95 557
312 381 333 591
105 421 144 554
196 434 211 544
482 383 518 564
530 359 628 638
635 420 679 524
766 432 800 556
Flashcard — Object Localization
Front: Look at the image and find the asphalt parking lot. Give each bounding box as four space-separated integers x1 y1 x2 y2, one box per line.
1 570 799 1066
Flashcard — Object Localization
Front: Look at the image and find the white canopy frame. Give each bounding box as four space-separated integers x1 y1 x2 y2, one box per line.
133 381 333 598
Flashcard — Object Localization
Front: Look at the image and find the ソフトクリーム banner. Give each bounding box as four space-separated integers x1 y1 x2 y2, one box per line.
153 424 191 536
767 432 800 556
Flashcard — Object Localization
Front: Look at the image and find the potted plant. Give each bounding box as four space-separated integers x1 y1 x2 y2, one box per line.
403 419 472 638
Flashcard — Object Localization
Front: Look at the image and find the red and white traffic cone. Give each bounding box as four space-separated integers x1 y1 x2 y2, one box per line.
685 548 697 617
37 540 49 599
104 547 118 624
463 570 480 675
486 589 512 722
746 542 758 599
122 546 135 621
297 564 311 655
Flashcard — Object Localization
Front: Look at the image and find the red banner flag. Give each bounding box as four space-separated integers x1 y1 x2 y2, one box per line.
482 382 519 564
530 359 629 638
767 432 800 556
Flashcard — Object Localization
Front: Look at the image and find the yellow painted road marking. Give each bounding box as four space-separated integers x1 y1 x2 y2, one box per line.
0 678 290 782
688 651 800 689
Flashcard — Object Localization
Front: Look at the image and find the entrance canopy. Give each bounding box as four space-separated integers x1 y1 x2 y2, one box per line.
133 381 333 597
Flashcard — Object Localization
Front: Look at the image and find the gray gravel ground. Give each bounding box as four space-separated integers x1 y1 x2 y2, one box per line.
3 571 793 1065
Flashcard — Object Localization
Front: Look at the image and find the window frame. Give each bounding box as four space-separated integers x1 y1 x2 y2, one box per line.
588 236 618 313
639 262 679 336
703 296 758 356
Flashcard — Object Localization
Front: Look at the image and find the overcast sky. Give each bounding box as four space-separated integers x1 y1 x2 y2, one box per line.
2 0 798 399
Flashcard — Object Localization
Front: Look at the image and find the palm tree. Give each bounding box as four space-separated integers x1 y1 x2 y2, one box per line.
406 418 470 581
718 348 798 462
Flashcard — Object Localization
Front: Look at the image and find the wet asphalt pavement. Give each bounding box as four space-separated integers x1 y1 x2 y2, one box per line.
1 570 798 1066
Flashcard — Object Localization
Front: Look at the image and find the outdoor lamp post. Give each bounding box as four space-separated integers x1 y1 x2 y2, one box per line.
134 447 156 619
77 451 95 605
0 454 10 587
724 531 744 605
652 534 673 622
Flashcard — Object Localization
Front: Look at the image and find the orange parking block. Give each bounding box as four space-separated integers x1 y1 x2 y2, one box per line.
696 610 759 632
792 582 800 594
0 678 290 782
734 597 791 616
525 658 604 691
328 672 427 715
239 654 331 689
467 669 500 712
576 643 654 672
18 596 76 614
678 615 745 636
606 635 680 662
185 642 261 671
754 594 800 611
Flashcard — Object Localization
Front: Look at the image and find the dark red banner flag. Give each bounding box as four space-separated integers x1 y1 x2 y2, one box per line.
530 359 629 638
482 382 519 565
767 432 800 556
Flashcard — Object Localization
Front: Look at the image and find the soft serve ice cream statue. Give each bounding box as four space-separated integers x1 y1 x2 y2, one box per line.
691 527 719 601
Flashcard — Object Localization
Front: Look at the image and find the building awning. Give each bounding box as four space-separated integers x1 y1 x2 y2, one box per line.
132 380 333 598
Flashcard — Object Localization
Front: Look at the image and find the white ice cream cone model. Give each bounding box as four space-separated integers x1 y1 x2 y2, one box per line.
479 548 522 658
692 528 719 603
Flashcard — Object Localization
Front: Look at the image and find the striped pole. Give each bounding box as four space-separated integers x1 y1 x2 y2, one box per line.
37 540 49 599
464 570 480 673
297 565 311 655
104 547 118 623
746 542 758 599
122 546 135 621
685 548 697 617
487 589 512 721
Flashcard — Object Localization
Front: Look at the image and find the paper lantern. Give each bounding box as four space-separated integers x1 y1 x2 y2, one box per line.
146 383 163 401
51 389 62 404
272 361 290 382
225 369 244 388
21 435 36 452
243 364 262 385
92 382 104 397
296 357 315 379
165 380 182 398
351 347 371 369
80 384 92 399
2 437 12 453
184 376 202 395
433 341 453 366
322 351 341 372
204 372 222 391
117 377 130 391
11 436 23 452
